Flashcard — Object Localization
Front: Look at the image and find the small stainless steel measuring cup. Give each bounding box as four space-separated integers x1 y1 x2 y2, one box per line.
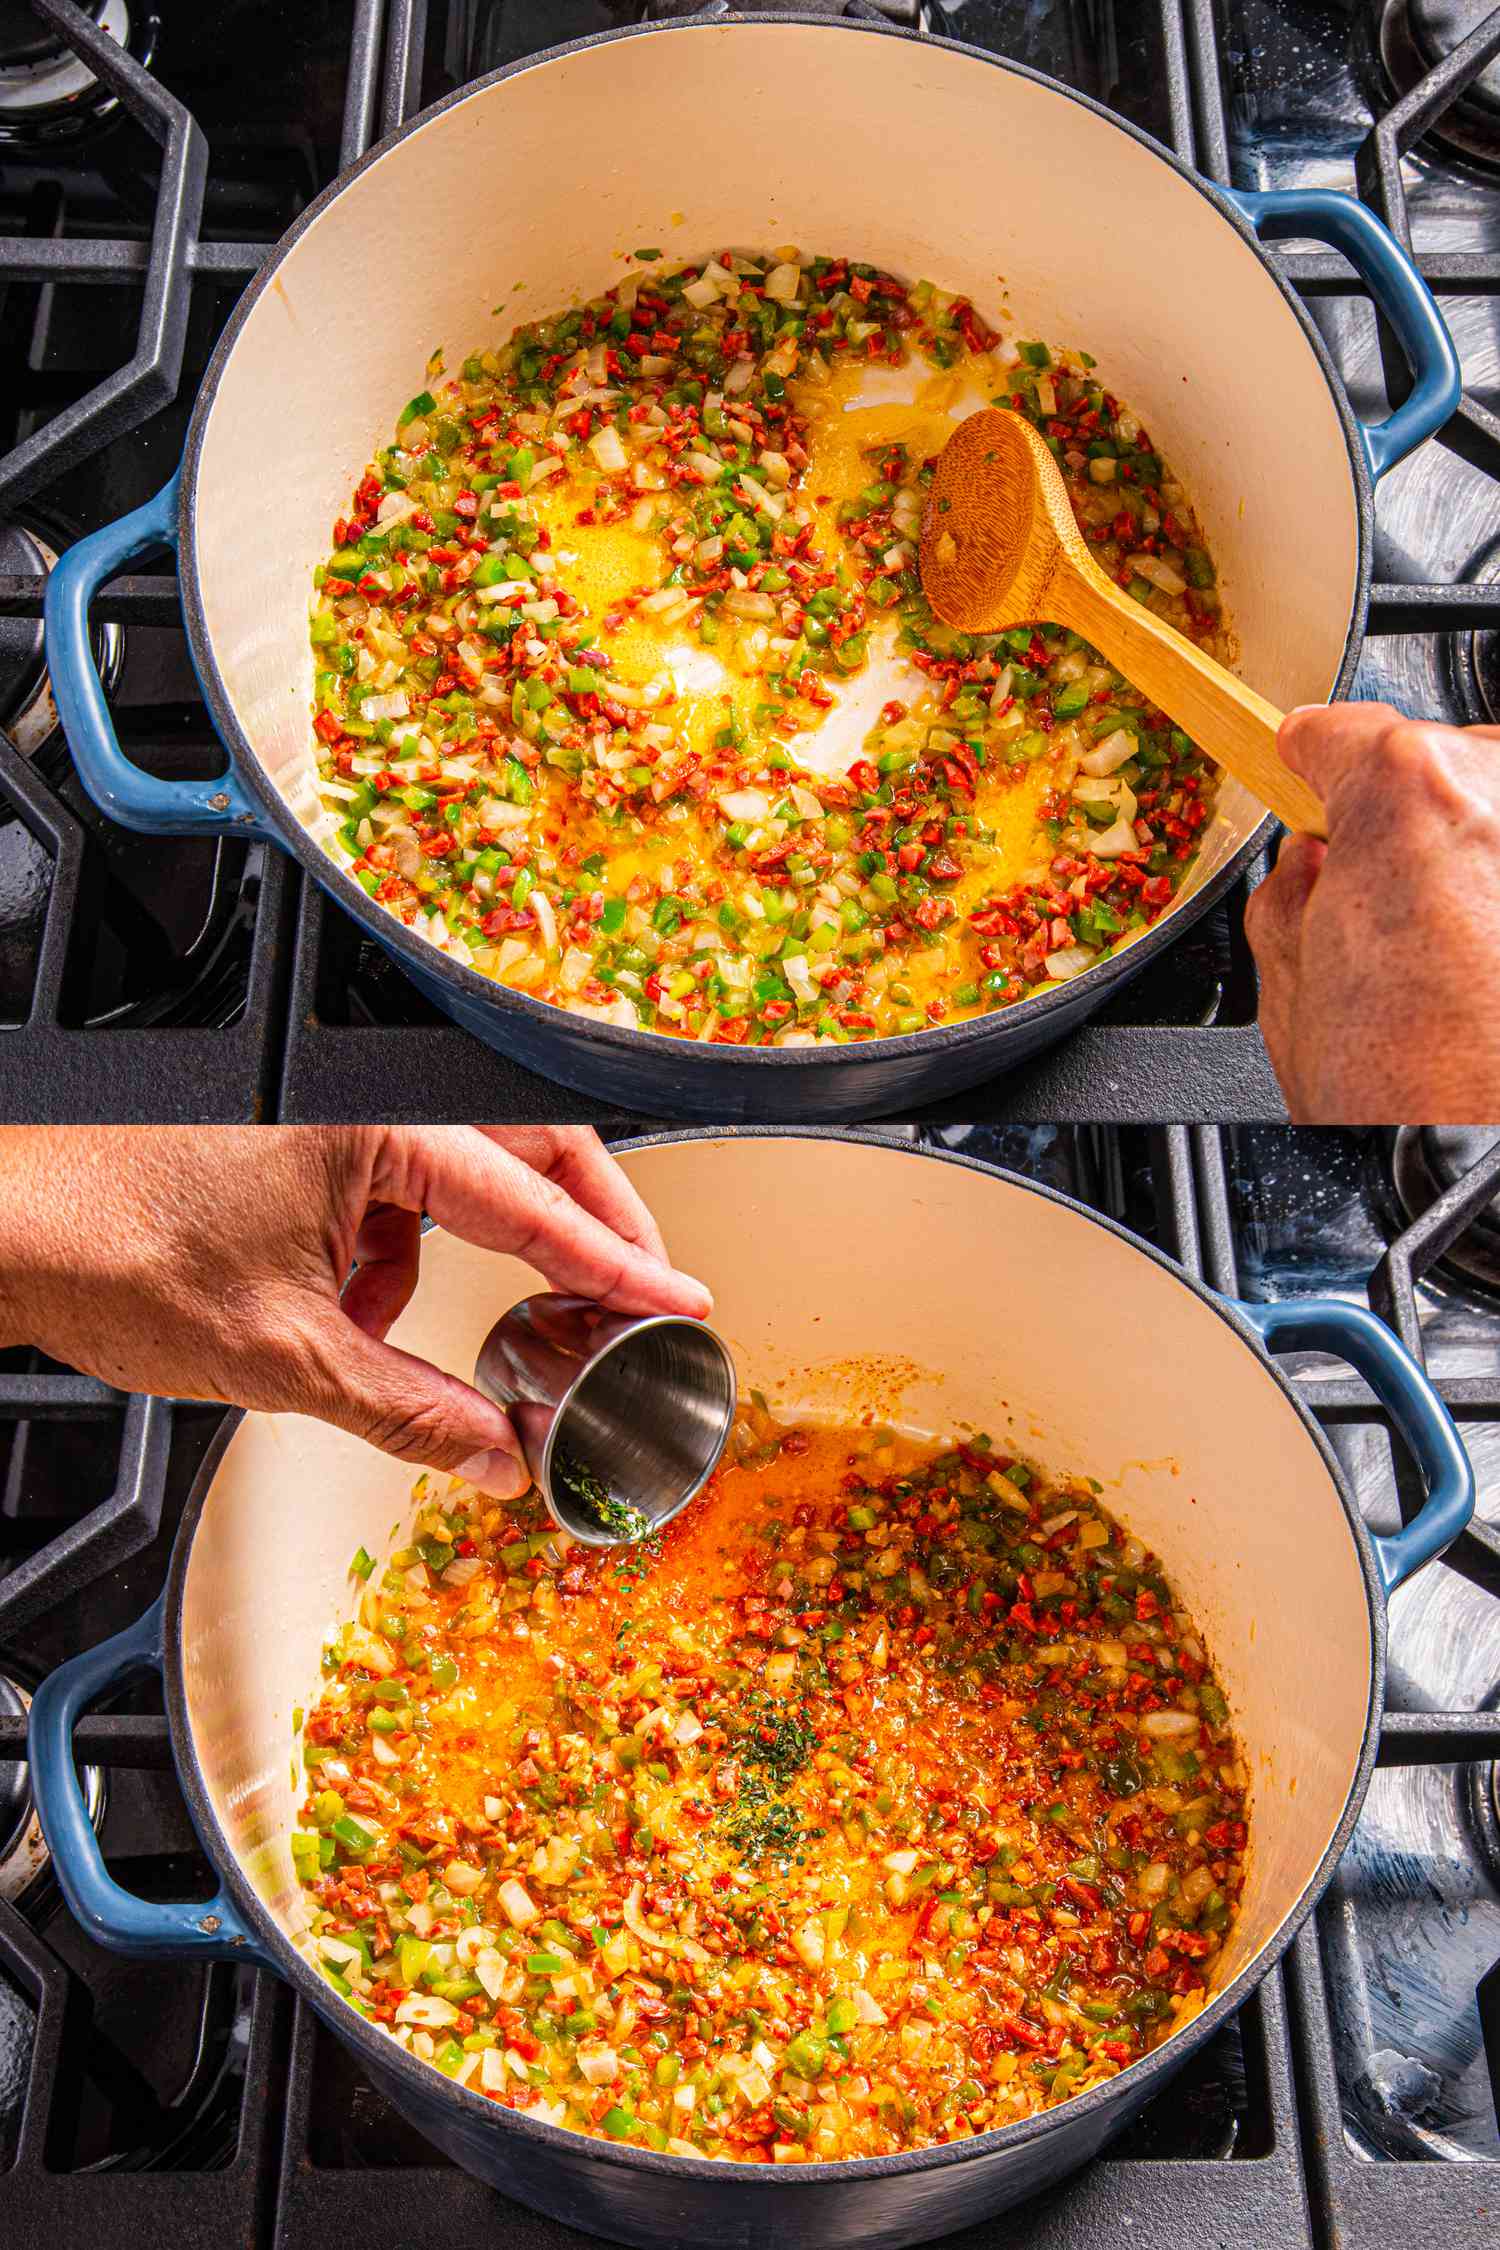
474 1293 737 1547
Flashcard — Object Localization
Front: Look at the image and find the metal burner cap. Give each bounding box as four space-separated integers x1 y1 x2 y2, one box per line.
1380 1 1500 166
0 0 145 148
0 521 50 743
1391 1126 1500 1292
0 1676 28 1877
0 1671 105 1904
0 0 99 69
0 518 123 759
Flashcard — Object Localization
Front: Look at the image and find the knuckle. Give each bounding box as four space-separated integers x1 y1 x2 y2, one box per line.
1374 719 1450 785
511 1166 573 1253
1372 720 1498 833
359 1397 461 1467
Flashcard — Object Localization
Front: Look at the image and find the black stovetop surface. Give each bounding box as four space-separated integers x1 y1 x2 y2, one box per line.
0 0 1493 1121
1 1119 1498 2249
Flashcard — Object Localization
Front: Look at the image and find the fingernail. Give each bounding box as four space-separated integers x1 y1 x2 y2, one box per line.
456 1446 531 1500
1285 704 1324 719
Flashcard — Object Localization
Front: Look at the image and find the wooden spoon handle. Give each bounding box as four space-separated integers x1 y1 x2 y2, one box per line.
1055 556 1327 840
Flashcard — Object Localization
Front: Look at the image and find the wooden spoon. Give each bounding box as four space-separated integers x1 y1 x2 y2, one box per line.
920 407 1326 837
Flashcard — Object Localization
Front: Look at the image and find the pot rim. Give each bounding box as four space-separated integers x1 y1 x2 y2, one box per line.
176 9 1372 1083
159 1127 1388 2188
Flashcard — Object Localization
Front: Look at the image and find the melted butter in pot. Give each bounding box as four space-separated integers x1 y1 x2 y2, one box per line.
536 355 1055 906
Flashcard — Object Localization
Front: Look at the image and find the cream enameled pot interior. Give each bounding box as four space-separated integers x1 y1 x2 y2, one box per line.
191 18 1359 930
179 1138 1373 2025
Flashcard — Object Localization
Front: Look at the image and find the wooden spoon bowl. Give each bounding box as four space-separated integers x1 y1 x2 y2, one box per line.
920 407 1326 838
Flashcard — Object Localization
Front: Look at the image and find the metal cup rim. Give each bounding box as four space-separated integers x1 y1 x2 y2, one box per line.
526 1308 737 1547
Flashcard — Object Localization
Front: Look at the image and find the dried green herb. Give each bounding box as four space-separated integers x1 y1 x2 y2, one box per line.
552 1447 649 1542
740 1698 816 1787
720 1770 807 1865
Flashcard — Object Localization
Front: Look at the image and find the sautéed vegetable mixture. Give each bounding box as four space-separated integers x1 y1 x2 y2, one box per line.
293 1411 1249 2162
308 248 1230 1043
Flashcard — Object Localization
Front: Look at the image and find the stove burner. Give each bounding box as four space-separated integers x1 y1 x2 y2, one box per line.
0 1669 104 1905
1391 1125 1500 1291
0 0 153 148
1379 1 1500 167
0 518 122 758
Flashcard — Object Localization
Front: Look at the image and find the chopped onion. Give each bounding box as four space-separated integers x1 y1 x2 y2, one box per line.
497 1878 538 1928
1180 1864 1216 1908
623 1880 684 1955
720 788 771 821
475 1950 508 2001
1080 728 1138 777
1082 812 1142 859
781 954 816 1004
764 1649 798 1691
765 261 802 305
735 474 783 520
792 1919 825 1969
1139 1708 1202 1740
395 1993 459 2027
584 429 629 479
1134 553 1187 596
724 589 775 621
344 1622 398 1675
359 684 411 720
1044 944 1099 980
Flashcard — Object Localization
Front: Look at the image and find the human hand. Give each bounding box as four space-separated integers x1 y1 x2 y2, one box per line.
1244 703 1500 1122
0 1126 709 1498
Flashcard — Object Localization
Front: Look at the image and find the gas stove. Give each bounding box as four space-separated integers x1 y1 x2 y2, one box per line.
0 0 1491 1122
0 1120 1496 2246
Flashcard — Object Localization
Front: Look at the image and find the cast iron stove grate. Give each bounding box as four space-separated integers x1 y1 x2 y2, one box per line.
1 1122 1497 2247
0 0 1490 1120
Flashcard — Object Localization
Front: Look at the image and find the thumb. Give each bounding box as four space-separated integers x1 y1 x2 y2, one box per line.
297 1303 532 1499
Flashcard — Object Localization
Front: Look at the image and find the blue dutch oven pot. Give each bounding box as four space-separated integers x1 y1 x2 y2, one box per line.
44 15 1459 1121
27 1132 1474 2246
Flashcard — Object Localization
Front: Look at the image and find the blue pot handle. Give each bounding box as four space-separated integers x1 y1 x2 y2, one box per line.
28 1597 266 1961
1223 187 1460 482
1234 1298 1473 1594
44 472 264 836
